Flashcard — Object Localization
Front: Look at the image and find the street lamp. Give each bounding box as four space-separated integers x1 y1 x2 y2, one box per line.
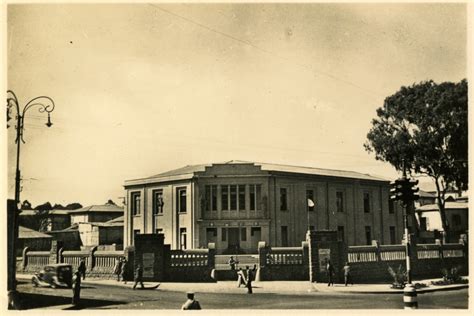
6 90 55 308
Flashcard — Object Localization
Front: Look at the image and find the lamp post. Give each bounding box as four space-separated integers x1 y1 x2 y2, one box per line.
6 90 55 308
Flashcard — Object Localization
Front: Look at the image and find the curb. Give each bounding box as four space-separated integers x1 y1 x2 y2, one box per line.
17 275 468 295
313 284 469 295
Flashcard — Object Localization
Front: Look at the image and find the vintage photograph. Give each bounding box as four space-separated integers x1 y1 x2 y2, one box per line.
5 1 469 310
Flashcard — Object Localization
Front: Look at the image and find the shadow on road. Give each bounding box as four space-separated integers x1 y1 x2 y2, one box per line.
16 292 126 310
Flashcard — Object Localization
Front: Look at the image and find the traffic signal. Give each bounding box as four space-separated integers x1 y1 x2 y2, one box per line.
390 179 405 201
407 179 419 201
390 177 419 204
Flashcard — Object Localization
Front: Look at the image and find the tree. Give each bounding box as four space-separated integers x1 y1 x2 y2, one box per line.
21 200 33 210
65 203 83 210
364 79 467 233
106 199 116 205
33 202 53 232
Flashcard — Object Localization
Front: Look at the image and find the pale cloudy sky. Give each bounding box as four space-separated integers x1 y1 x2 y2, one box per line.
6 3 467 206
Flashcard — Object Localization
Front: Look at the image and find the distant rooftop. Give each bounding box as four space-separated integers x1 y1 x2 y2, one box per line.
68 203 124 214
22 209 71 216
19 226 52 239
417 201 468 212
126 160 387 185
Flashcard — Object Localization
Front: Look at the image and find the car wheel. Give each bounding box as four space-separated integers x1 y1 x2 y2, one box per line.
51 283 57 289
32 278 38 287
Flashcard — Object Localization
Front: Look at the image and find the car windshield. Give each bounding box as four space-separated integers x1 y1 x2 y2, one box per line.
59 266 71 273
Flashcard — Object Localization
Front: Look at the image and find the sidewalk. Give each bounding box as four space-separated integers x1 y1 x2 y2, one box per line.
17 273 468 295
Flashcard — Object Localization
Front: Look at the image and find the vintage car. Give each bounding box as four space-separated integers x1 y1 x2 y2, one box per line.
32 263 73 288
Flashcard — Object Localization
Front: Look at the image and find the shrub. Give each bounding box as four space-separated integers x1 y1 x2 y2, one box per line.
388 265 407 289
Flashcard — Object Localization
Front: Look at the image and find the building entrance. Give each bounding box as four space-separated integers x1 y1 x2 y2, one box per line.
228 228 240 251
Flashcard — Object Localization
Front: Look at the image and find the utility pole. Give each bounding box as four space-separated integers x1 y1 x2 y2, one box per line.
6 90 55 309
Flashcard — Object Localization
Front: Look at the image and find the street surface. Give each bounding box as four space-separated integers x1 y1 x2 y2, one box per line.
16 280 468 310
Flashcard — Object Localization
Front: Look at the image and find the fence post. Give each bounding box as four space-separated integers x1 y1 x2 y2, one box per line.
22 247 30 271
435 239 444 260
302 241 309 280
89 246 98 272
207 243 216 268
256 241 267 281
124 246 135 282
49 240 63 264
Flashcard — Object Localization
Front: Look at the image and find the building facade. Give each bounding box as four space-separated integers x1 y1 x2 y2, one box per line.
124 161 404 253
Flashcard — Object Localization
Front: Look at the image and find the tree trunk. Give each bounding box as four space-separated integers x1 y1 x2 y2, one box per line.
434 178 448 234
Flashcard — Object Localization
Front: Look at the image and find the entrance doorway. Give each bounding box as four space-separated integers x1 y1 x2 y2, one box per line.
228 228 240 252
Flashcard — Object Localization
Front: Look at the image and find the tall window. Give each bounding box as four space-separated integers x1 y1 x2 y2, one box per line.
306 189 314 211
238 185 246 211
180 228 187 249
281 226 288 246
389 226 396 245
363 192 371 213
230 185 237 210
336 191 344 213
221 227 227 241
280 188 288 211
211 185 217 211
249 184 262 211
204 185 217 211
153 189 164 215
131 192 141 216
365 226 372 245
337 225 345 242
177 188 187 213
389 200 394 214
221 185 229 211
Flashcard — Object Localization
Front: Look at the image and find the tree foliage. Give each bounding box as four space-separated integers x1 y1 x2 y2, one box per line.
364 79 468 232
65 203 83 210
21 200 33 210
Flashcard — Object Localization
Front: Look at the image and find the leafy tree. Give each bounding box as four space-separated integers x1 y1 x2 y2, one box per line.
32 202 53 231
106 199 117 205
21 200 33 210
364 79 467 233
34 202 53 211
65 203 83 210
52 203 66 210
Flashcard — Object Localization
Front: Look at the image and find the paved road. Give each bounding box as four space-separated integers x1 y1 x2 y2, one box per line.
16 280 468 310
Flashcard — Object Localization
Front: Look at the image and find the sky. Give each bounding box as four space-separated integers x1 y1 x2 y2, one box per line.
5 3 467 207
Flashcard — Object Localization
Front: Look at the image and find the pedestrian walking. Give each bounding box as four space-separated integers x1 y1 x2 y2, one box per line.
181 291 202 310
72 270 81 306
78 258 87 280
245 264 257 294
133 264 144 290
343 262 353 286
113 258 123 282
326 260 334 286
236 267 246 288
228 256 238 270
120 259 128 284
